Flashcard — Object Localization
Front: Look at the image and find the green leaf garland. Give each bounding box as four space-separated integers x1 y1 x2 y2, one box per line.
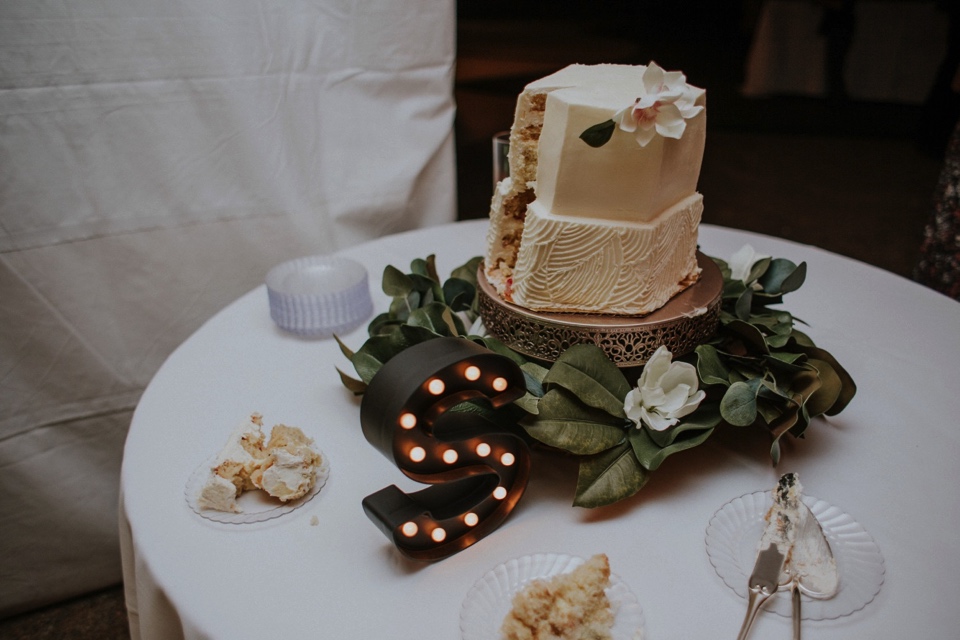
338 251 856 508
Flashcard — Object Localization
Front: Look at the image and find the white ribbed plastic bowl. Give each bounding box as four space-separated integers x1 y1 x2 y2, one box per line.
266 255 373 338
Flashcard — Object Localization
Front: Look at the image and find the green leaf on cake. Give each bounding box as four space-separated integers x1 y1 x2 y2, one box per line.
573 443 649 508
579 119 617 148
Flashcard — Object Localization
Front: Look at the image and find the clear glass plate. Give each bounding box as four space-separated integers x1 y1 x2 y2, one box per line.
705 490 885 620
184 452 329 524
460 552 645 640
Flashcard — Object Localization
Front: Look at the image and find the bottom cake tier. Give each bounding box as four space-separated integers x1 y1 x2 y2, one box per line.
477 251 723 368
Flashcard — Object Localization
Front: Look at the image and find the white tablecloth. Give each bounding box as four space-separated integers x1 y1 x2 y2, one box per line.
120 220 960 640
1 0 456 615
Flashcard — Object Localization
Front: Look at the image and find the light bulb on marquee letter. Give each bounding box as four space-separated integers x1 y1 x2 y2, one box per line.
359 337 530 561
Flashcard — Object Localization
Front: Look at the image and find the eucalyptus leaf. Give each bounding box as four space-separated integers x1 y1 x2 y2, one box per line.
765 332 792 349
780 261 807 293
334 334 355 360
440 307 465 337
720 378 763 426
442 278 476 312
573 443 649 508
804 358 843 417
450 256 482 285
787 343 856 414
382 265 415 296
759 258 806 294
336 368 367 395
388 290 419 321
409 257 433 280
747 256 772 284
524 388 626 455
350 325 439 383
695 345 730 386
408 302 461 336
579 119 617 148
735 288 753 321
725 320 770 355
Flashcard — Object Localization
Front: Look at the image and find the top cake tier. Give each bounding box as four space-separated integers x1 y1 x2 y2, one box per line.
526 64 706 224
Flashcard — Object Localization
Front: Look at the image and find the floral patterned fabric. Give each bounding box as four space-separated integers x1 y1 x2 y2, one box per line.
915 119 960 300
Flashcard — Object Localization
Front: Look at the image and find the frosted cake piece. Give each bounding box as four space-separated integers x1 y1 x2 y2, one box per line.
197 413 322 512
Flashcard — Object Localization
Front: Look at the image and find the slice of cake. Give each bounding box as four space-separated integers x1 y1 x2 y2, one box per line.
197 413 268 513
197 413 322 512
253 424 323 502
485 63 706 316
501 554 614 640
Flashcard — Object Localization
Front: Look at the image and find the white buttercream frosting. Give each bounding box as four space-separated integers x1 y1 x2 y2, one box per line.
510 194 702 315
259 449 314 502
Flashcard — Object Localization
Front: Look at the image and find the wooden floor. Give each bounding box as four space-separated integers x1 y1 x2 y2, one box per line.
1 11 952 640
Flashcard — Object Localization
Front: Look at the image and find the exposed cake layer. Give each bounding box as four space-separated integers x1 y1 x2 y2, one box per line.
510 193 702 315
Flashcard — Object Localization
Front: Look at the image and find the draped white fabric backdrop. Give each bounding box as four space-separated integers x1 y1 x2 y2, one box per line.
0 0 457 616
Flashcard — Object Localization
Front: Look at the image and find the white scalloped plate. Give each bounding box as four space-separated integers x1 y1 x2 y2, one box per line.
705 491 885 620
460 553 645 640
185 452 329 524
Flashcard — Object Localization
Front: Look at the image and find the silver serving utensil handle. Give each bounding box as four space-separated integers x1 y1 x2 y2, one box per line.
736 545 784 640
791 582 801 640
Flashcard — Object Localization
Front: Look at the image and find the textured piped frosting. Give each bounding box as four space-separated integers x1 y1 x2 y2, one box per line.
484 63 706 315
512 195 702 315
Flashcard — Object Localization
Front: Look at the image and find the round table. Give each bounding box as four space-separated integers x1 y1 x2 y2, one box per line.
120 220 960 639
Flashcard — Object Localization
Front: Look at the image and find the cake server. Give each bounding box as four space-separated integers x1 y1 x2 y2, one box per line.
736 542 786 640
736 473 802 640
783 500 840 639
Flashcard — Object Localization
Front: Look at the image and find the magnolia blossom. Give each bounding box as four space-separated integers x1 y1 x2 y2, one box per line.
729 244 771 284
624 346 705 432
615 62 705 147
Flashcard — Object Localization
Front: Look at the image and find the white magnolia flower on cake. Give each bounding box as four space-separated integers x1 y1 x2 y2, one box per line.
615 62 705 147
729 244 771 285
624 346 705 432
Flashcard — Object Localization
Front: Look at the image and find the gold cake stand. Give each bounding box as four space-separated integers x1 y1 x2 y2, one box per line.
477 252 723 368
